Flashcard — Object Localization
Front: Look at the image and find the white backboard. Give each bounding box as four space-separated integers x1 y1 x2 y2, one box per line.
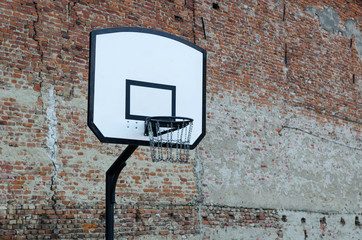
88 27 206 149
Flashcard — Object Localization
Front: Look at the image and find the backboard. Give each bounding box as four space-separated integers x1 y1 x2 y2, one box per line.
88 27 206 149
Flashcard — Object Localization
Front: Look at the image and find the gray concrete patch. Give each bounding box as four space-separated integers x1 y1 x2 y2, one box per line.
306 6 362 61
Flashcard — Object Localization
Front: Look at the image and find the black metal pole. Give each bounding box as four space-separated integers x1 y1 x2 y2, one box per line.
106 145 138 240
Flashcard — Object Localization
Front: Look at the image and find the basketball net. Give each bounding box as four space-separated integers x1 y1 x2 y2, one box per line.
146 117 193 163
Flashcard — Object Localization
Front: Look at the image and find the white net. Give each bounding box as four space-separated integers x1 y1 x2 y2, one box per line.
146 117 193 163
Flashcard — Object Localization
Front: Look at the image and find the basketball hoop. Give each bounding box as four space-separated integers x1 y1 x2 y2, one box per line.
88 27 207 240
145 116 193 163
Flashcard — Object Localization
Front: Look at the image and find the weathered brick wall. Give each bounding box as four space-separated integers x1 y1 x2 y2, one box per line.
0 0 361 239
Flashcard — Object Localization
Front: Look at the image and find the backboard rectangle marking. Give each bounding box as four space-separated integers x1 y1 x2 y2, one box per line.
125 79 176 121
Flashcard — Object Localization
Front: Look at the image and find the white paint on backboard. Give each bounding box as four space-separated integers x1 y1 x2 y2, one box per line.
89 28 206 147
129 85 173 117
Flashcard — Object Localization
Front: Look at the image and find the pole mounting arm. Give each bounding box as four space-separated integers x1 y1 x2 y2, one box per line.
106 145 138 240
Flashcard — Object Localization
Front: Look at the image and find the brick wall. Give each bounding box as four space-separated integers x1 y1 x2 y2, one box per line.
1 0 361 239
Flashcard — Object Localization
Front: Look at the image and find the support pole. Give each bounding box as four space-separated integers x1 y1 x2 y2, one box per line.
106 145 138 240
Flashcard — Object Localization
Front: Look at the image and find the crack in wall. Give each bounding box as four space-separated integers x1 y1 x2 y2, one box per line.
280 125 362 151
285 100 361 124
46 85 59 235
58 1 78 100
32 0 43 63
32 0 45 115
194 148 204 240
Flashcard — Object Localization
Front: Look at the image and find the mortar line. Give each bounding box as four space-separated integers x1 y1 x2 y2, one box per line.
111 201 361 216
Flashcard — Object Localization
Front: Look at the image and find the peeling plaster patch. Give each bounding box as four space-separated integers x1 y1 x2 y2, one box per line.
202 209 362 239
0 88 38 107
273 0 283 5
343 20 361 39
134 234 198 240
1 147 50 205
68 87 87 110
204 225 279 240
202 93 361 212
310 7 340 33
306 6 362 60
283 66 289 75
279 210 362 239
343 19 362 58
270 0 283 10
46 86 58 192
